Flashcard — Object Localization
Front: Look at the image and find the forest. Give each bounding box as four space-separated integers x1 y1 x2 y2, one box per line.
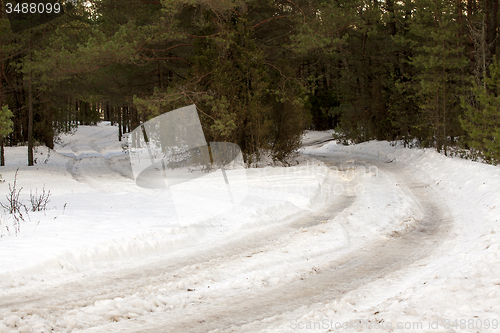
0 0 499 166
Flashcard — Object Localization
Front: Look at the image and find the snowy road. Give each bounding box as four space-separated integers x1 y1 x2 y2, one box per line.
2 145 450 331
81 156 453 333
1 126 499 333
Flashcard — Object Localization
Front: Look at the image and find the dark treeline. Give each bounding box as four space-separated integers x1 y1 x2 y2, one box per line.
0 0 499 165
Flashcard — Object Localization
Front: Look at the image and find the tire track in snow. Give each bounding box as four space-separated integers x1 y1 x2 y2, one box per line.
82 154 453 333
0 151 452 333
61 126 132 188
0 182 357 331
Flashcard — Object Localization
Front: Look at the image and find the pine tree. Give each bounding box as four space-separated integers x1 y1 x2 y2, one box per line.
461 58 500 164
0 105 13 166
408 0 468 152
292 0 408 142
0 105 12 136
132 0 309 164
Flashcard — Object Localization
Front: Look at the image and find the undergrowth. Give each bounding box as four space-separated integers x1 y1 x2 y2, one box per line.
0 169 52 235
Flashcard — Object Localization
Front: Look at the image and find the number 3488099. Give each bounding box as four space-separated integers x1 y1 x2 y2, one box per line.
6 2 61 14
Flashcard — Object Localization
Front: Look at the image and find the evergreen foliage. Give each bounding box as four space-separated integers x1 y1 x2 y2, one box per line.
0 0 499 165
133 0 309 164
0 105 13 138
461 58 500 164
408 0 469 153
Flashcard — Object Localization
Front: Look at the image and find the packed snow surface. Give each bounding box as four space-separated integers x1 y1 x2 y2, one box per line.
0 125 498 332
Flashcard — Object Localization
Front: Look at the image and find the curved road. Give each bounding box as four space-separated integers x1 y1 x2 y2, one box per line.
0 148 453 332
84 153 453 332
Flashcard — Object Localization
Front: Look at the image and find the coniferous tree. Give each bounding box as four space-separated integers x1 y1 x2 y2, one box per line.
407 0 468 152
0 0 498 165
461 58 500 164
0 105 13 166
131 0 310 163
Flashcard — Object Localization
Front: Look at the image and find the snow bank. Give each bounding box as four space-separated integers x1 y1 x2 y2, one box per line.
0 126 423 332
286 139 500 332
0 125 350 284
3 126 497 332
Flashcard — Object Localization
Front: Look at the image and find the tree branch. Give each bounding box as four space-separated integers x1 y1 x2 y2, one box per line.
286 0 306 23
253 15 287 29
139 44 194 53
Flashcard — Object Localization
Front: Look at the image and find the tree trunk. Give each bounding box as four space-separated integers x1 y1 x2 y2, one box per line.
27 74 33 166
27 35 34 166
106 102 110 122
485 0 498 73
122 106 128 134
118 107 122 141
109 103 114 125
466 0 476 76
387 0 397 36
0 6 4 167
0 137 4 167
81 101 89 125
75 99 80 125
442 39 447 155
490 0 498 57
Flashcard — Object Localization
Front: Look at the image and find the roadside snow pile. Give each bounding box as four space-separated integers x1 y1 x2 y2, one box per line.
0 125 348 286
301 130 336 146
0 126 427 332
5 125 497 332
290 138 500 332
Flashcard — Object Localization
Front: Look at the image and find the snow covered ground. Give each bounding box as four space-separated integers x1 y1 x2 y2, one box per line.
0 124 498 332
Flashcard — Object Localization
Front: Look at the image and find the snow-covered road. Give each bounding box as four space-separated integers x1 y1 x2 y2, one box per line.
80 155 453 333
0 125 499 333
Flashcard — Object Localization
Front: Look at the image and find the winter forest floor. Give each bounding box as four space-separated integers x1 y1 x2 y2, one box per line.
0 123 499 332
